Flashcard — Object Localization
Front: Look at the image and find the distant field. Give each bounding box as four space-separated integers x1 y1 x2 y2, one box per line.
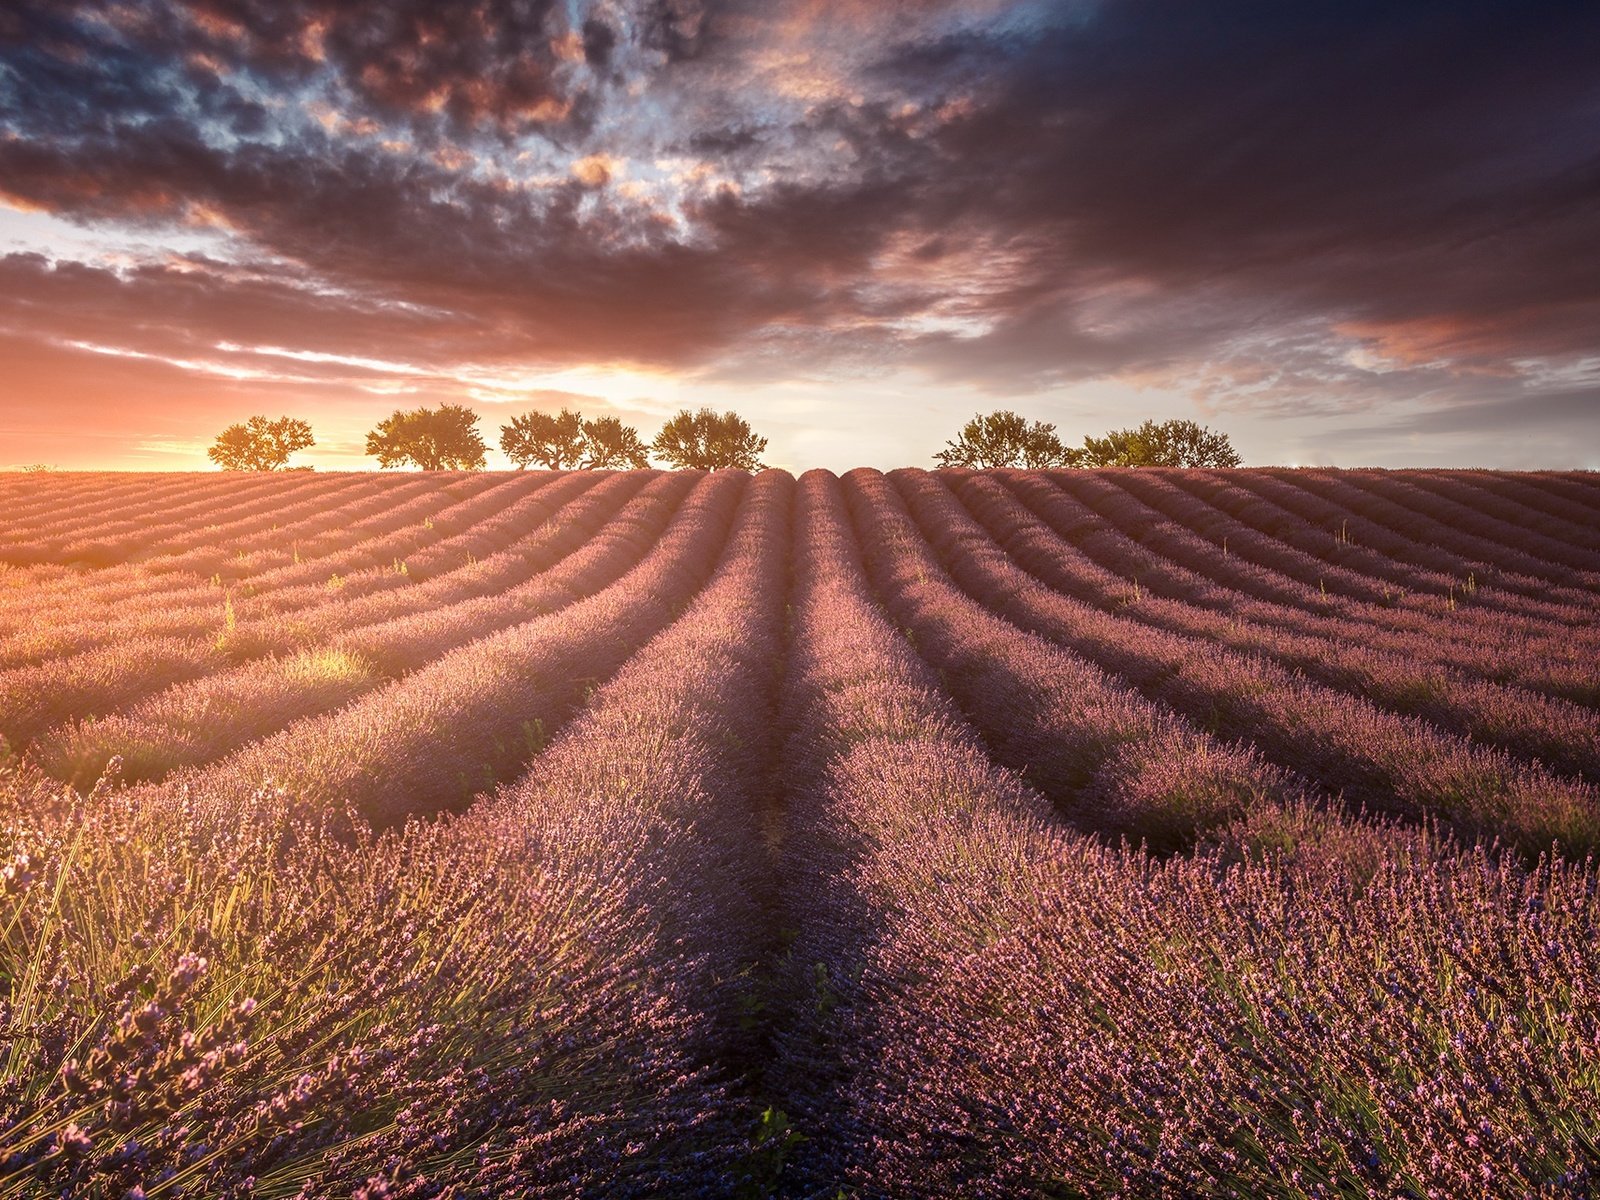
3 467 1600 1197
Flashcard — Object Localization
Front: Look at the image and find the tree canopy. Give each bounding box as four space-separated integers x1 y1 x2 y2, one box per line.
365 404 487 470
498 410 651 469
1072 418 1242 468
650 409 767 470
207 415 314 471
936 412 1242 469
934 411 1074 468
579 415 651 469
499 409 585 469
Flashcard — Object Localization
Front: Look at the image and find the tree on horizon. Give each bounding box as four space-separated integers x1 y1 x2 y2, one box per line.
1073 418 1242 468
499 410 652 469
499 409 586 469
366 404 487 470
936 412 1242 469
207 415 315 471
934 411 1074 468
579 415 651 468
651 409 767 470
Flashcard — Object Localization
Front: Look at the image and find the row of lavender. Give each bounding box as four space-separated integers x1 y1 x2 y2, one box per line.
5 466 1595 690
862 470 1600 856
6 463 1599 870
3 468 1595 654
771 471 1600 1197
1 471 792 1196
4 468 1596 803
2 467 1599 1195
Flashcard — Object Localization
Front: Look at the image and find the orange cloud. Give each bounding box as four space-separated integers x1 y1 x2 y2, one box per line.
1334 315 1528 373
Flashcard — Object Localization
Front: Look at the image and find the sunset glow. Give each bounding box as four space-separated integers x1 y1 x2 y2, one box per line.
2 1 1597 468
7 7 1600 1192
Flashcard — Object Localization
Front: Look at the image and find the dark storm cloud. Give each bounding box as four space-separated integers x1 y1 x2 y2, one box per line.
868 0 1600 389
581 18 619 68
685 124 769 157
638 0 713 63
0 0 933 371
0 0 1597 438
0 0 587 139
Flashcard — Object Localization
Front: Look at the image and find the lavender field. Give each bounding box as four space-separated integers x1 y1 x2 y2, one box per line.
3 466 1600 1198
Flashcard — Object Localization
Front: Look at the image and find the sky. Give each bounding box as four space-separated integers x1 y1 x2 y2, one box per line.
1 0 1597 472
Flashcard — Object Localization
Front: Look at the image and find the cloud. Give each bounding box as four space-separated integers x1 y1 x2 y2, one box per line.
0 0 1597 466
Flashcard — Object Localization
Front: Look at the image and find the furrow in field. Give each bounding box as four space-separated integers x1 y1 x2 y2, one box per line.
1513 470 1600 515
11 472 376 579
31 473 685 784
0 474 614 673
1212 467 1597 627
1074 465 1600 641
1106 468 1597 617
840 471 1310 850
1368 471 1600 578
0 473 472 634
0 472 245 542
0 635 221 752
234 471 547 589
176 471 576 632
0 473 569 658
0 475 185 534
1102 467 1440 604
1163 466 1595 613
0 472 650 753
881 469 1600 856
149 471 746 827
1273 468 1600 595
768 472 1600 1199
948 472 1600 772
114 473 457 579
224 473 649 659
1027 470 1600 681
396 468 793 1191
0 472 567 654
135 473 463 578
768 466 1073 1190
1416 471 1600 548
15 470 360 560
1038 467 1354 609
224 473 632 647
996 471 1600 699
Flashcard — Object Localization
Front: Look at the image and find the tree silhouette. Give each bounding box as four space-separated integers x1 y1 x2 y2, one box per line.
207 415 314 471
934 411 1073 468
499 409 585 469
650 409 767 470
366 404 487 470
580 416 651 468
1073 418 1242 468
497 410 651 469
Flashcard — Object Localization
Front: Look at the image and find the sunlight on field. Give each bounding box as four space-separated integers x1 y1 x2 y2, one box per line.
278 647 376 685
2 466 1600 1196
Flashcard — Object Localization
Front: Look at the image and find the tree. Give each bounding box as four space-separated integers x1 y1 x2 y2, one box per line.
499 409 585 469
934 411 1074 469
1072 418 1242 468
207 415 314 471
497 410 652 469
365 404 487 470
579 415 651 469
650 408 767 470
